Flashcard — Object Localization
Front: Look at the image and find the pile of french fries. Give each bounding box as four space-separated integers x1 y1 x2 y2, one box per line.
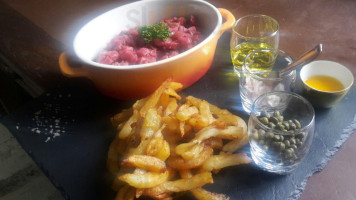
108 80 251 200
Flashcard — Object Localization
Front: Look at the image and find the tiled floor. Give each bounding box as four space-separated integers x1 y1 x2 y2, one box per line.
0 124 63 200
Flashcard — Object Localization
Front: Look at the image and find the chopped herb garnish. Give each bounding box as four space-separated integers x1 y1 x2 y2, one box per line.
138 22 171 43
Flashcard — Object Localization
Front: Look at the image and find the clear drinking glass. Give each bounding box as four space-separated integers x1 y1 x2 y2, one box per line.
239 48 296 113
230 14 279 75
248 91 315 174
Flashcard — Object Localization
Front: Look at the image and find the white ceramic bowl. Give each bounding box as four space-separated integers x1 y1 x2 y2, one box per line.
300 60 354 108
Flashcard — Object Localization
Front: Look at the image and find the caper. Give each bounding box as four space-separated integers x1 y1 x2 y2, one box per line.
273 135 281 141
282 122 290 130
277 116 284 122
289 123 297 130
280 142 286 151
290 144 298 150
284 140 290 147
276 124 286 131
290 138 296 145
259 117 269 125
293 119 301 129
296 139 302 147
274 110 281 117
284 149 294 158
269 116 279 125
266 132 274 139
268 122 276 129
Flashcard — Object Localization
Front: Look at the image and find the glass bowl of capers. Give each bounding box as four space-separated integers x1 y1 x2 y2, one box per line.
248 91 315 174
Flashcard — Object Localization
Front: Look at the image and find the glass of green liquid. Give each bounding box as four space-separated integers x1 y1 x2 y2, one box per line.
231 14 279 75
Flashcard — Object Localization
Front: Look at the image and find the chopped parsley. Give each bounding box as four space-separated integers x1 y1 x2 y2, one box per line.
138 22 171 43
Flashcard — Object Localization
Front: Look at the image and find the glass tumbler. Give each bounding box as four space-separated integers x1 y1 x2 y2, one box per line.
239 48 296 114
248 91 315 174
230 14 279 75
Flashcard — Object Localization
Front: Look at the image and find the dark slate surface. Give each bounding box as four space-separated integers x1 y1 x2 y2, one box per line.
2 33 356 200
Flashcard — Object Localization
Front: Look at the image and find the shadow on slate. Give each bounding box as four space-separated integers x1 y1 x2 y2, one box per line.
2 32 356 200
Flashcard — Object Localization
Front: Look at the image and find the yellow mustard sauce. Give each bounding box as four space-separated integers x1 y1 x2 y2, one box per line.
305 75 344 92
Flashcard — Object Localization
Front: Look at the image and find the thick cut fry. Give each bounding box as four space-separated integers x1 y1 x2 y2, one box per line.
122 155 167 173
221 135 249 154
119 170 169 189
175 142 204 160
111 108 133 127
179 169 229 200
164 98 178 117
191 188 230 200
140 108 161 140
118 110 139 139
140 80 170 117
167 146 213 170
146 136 170 161
144 172 213 199
115 185 135 200
200 153 251 172
193 126 244 142
164 87 181 100
107 138 125 175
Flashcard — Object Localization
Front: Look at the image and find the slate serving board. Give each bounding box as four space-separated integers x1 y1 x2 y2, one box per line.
2 33 356 200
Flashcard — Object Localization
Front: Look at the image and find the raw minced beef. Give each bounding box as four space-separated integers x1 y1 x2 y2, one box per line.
96 15 202 66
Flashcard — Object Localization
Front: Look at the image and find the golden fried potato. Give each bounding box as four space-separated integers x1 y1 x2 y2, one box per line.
118 110 139 139
175 142 204 160
122 155 167 173
119 170 169 189
108 80 250 200
221 135 249 154
194 126 244 142
176 104 199 121
115 185 135 200
167 146 213 170
144 172 213 199
146 130 171 161
200 153 251 172
110 108 133 127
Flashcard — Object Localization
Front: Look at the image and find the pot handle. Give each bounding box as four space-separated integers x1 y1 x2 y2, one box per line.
217 8 236 36
59 52 91 78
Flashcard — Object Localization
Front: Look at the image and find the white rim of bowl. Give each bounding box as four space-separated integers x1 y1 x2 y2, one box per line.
300 60 354 94
73 0 222 70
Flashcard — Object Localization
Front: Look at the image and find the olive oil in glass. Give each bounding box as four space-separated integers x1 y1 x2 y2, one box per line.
231 42 274 70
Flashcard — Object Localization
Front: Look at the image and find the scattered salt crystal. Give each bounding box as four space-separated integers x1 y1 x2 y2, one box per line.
36 130 41 134
16 126 19 130
53 132 60 138
45 137 51 142
55 119 60 123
